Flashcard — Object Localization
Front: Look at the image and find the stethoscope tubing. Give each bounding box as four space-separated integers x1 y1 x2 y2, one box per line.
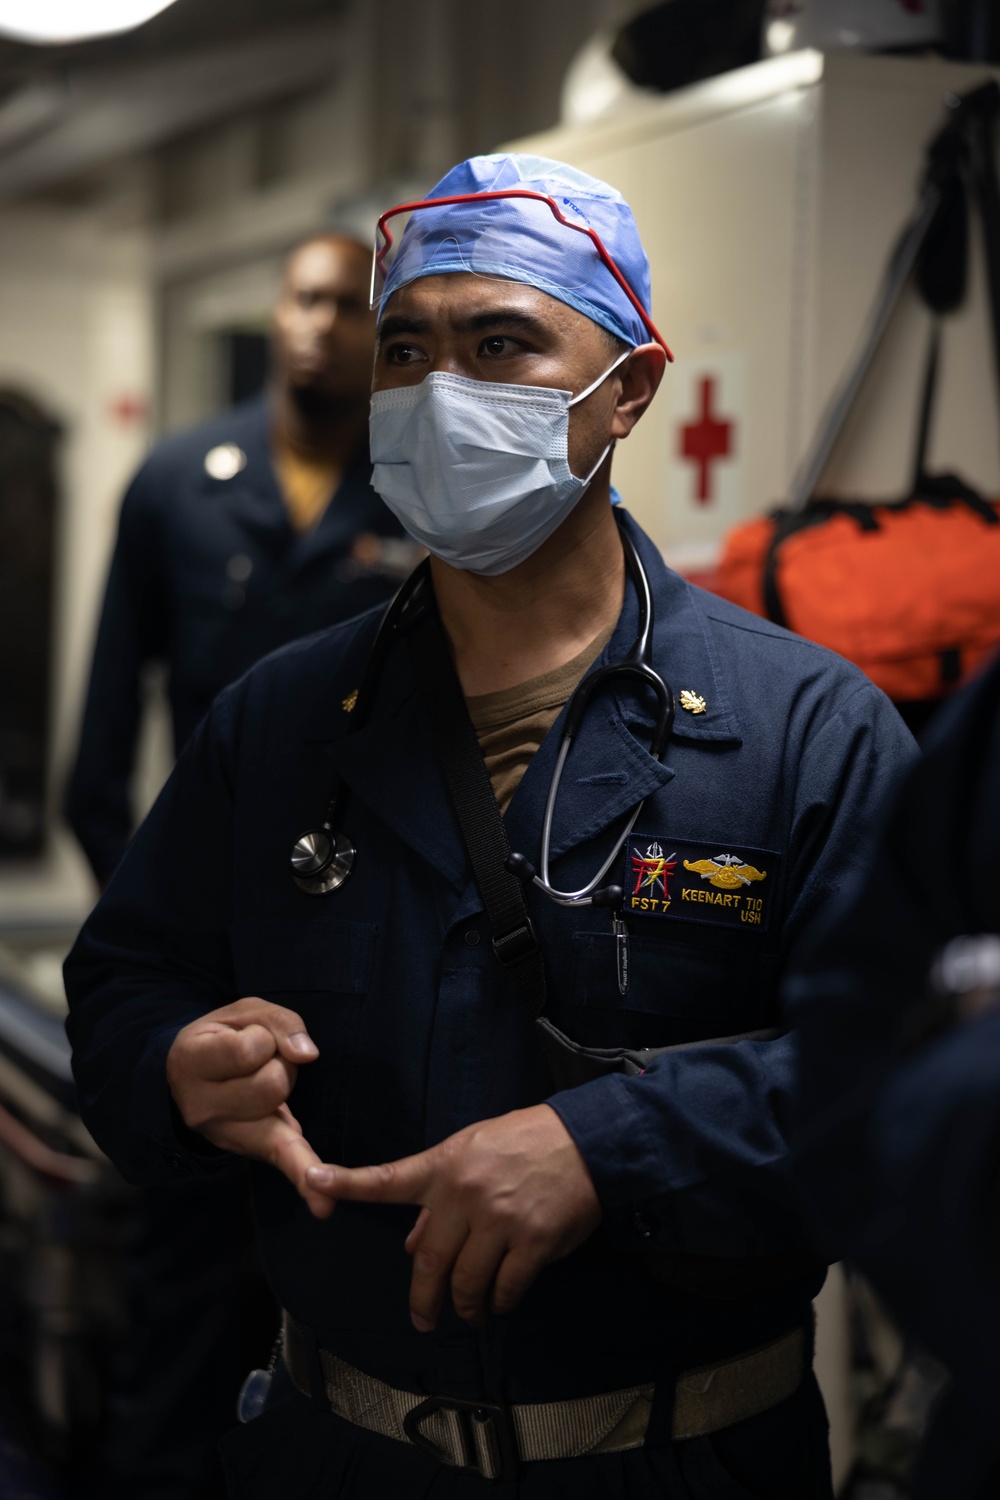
291 517 674 907
523 523 675 908
536 737 645 905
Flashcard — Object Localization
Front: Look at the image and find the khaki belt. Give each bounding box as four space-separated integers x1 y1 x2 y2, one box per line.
283 1313 806 1482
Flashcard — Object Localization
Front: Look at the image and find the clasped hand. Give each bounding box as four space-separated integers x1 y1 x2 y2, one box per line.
166 997 602 1327
165 996 333 1216
306 1105 603 1329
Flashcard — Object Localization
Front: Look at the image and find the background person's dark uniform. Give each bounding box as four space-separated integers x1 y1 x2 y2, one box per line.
64 511 915 1498
65 393 404 883
64 392 403 1499
788 650 1000 1500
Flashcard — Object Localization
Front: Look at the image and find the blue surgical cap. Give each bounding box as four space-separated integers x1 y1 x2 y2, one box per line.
378 153 654 349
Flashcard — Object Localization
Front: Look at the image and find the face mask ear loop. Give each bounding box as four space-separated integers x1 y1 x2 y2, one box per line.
567 346 633 409
568 346 631 487
578 438 615 489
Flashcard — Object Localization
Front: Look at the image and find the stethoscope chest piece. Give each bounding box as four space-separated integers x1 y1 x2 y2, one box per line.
291 828 356 895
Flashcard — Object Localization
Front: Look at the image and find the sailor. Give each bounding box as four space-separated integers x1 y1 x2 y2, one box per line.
64 230 407 887
789 649 1000 1500
65 154 915 1498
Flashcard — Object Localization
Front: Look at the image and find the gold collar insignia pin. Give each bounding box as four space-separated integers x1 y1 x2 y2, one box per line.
679 689 707 715
342 688 359 713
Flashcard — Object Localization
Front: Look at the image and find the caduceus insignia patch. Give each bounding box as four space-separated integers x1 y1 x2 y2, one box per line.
625 837 780 931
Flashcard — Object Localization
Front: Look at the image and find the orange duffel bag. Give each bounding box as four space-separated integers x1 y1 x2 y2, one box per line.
717 491 1000 704
715 82 1000 719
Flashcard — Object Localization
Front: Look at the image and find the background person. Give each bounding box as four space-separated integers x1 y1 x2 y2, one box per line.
789 649 1000 1500
65 154 915 1498
65 230 408 887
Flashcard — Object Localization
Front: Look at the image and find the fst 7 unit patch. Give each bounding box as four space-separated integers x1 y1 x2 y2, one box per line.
624 836 780 932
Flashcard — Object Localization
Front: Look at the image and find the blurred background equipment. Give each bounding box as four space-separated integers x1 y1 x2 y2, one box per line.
836 1273 950 1500
762 0 944 60
563 0 1000 133
762 0 1000 64
0 923 130 1494
612 0 768 96
0 392 60 861
942 0 1000 62
713 80 1000 732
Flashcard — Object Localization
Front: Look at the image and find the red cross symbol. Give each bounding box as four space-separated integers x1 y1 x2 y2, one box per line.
108 394 148 425
680 376 733 505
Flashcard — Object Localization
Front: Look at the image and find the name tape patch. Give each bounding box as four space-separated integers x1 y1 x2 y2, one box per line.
624 836 780 932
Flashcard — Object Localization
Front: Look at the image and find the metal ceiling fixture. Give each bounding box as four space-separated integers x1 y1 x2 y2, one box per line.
762 0 942 57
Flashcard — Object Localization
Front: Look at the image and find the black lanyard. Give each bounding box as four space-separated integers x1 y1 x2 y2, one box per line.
407 604 547 1018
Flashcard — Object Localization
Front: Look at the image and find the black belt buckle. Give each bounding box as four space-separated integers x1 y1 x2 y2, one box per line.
403 1394 519 1481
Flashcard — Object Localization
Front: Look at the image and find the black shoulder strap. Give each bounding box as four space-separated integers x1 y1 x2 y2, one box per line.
407 605 547 1017
785 181 945 513
910 319 943 496
911 83 1000 499
970 84 1000 412
787 81 1000 517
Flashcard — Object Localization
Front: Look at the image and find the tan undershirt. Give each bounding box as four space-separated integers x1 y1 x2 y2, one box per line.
466 622 617 813
271 431 341 532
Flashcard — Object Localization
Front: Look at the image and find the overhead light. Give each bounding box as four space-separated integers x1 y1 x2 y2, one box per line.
0 0 179 45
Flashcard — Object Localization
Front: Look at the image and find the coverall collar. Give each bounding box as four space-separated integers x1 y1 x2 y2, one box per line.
315 508 742 889
613 509 742 745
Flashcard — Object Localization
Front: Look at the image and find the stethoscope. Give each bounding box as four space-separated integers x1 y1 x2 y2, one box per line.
290 511 675 905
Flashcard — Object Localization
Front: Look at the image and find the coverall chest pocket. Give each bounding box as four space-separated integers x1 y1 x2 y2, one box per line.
568 930 777 1050
232 917 376 996
229 917 377 1162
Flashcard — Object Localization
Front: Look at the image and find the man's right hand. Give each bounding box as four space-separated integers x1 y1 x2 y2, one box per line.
166 997 332 1218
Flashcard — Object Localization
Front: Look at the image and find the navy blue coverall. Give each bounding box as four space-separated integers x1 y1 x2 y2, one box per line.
64 394 403 884
789 650 1000 1500
64 511 915 1498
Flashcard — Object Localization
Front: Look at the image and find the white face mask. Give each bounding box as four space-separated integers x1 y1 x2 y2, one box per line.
368 349 631 575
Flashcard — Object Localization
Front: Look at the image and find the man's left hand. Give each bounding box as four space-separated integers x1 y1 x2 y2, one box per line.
305 1104 602 1331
